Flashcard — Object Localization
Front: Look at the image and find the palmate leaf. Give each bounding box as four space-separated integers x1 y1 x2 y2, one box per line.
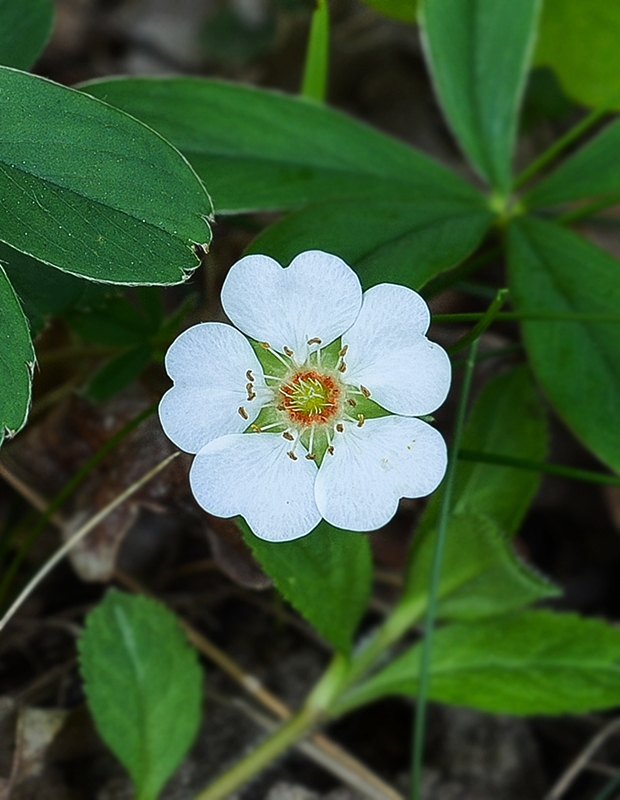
79 591 202 800
80 77 480 214
0 68 211 285
337 611 620 716
508 216 620 475
421 0 540 192
0 0 54 70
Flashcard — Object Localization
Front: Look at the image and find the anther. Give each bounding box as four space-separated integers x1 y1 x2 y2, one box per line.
357 414 365 428
283 431 294 441
259 341 271 349
246 370 254 382
360 385 371 398
283 346 294 357
246 382 254 393
347 398 357 407
339 345 348 357
327 445 335 455
338 361 347 373
251 424 262 433
336 423 344 433
247 389 256 401
287 451 298 461
238 406 248 420
305 453 317 460
307 337 322 345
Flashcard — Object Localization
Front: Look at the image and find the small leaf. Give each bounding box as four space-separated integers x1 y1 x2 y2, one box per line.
86 345 152 402
508 216 620 474
421 0 541 192
525 118 620 209
0 265 34 446
0 0 54 70
339 611 620 716
240 519 372 653
0 68 211 285
80 77 479 213
66 296 156 347
248 195 492 290
359 0 416 23
78 590 202 800
535 0 620 109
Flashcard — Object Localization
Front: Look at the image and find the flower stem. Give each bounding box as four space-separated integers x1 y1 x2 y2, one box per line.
410 339 479 800
301 0 329 102
447 288 508 355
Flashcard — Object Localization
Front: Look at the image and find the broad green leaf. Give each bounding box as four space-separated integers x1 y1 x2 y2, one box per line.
80 77 480 213
337 611 620 716
535 0 620 109
421 0 540 192
508 216 620 474
404 512 557 622
66 296 158 347
0 265 34 446
524 118 620 209
86 345 153 402
360 0 416 23
248 195 492 290
1 243 114 334
79 591 202 800
0 0 54 69
240 519 372 653
0 68 211 285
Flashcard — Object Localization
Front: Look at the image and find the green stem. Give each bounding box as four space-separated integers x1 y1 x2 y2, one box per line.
458 448 620 486
0 404 156 610
514 104 611 191
447 288 508 355
411 340 478 800
556 193 620 226
301 0 329 102
423 247 501 299
191 653 349 800
435 311 620 324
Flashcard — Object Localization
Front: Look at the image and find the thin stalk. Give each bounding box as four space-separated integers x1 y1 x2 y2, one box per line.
423 246 501 299
458 449 620 486
447 288 508 355
0 452 179 633
0 403 157 610
410 339 479 800
435 311 620 324
301 0 329 102
514 104 612 190
556 193 620 226
451 343 524 368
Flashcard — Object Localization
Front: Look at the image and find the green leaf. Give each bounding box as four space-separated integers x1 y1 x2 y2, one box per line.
0 68 211 285
404 511 558 622
359 0 416 23
508 216 620 474
247 195 492 290
0 265 34 446
338 611 620 716
421 0 541 192
240 519 372 653
535 0 620 109
86 345 153 402
78 590 202 800
1 243 114 334
0 0 54 70
66 296 157 347
80 77 480 213
524 118 620 209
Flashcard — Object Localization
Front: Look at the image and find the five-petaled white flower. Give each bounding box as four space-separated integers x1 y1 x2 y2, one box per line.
159 251 451 542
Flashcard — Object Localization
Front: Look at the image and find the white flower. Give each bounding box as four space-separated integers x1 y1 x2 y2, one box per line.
159 251 451 542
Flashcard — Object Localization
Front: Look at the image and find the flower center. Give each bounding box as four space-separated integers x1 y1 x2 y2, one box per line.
279 370 341 426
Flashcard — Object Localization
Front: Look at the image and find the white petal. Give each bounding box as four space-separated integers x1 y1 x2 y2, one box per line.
190 433 321 542
343 284 451 416
159 322 266 454
221 251 362 361
314 416 447 532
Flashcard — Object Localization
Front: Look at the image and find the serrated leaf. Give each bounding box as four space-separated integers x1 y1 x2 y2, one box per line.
508 216 620 474
240 519 372 653
86 345 152 402
535 0 620 109
78 590 202 800
0 265 34 446
421 0 540 192
0 68 211 285
524 118 620 209
80 77 480 214
247 195 492 290
338 611 620 716
404 512 558 622
0 0 54 70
